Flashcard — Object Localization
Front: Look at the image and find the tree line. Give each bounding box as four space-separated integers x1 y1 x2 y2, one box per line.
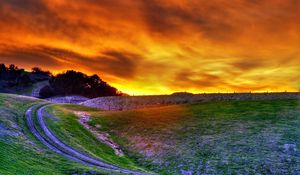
0 64 50 93
40 70 122 98
0 63 122 98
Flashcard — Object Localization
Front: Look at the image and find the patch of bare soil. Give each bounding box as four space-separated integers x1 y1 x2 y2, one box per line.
74 111 124 156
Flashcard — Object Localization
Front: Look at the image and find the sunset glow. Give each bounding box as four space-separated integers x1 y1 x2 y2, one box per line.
0 0 299 95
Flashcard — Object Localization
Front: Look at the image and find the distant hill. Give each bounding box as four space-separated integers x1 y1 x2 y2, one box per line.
81 92 300 111
0 64 50 95
0 63 122 99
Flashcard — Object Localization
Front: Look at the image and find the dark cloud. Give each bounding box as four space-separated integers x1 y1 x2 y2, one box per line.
138 0 238 41
1 0 44 12
172 70 222 88
140 1 196 34
2 0 298 43
138 0 300 43
96 51 139 78
0 45 139 79
38 47 140 79
0 0 103 42
231 60 264 71
41 47 140 79
0 46 61 69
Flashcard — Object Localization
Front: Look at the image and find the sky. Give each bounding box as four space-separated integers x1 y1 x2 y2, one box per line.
0 0 299 95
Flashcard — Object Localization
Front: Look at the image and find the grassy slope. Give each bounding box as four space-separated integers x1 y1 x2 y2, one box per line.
0 94 115 175
44 104 148 172
3 93 298 175
85 100 300 174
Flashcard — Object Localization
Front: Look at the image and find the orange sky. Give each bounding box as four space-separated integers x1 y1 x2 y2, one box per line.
0 0 299 95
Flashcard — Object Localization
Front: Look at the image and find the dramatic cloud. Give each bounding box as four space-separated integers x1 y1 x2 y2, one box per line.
0 0 299 94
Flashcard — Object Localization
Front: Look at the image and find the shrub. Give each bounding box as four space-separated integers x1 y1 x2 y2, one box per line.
48 70 120 98
39 85 54 98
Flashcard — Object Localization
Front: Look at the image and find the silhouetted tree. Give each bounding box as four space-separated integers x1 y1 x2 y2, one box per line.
8 64 17 71
0 63 118 98
0 64 7 79
42 70 120 98
0 63 51 93
39 85 54 98
18 74 32 86
32 67 51 76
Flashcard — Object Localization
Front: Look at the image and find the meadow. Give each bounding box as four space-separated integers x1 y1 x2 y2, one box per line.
59 99 300 174
0 93 299 174
0 94 128 175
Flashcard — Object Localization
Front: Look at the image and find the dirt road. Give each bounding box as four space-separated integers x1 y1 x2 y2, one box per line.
25 104 152 175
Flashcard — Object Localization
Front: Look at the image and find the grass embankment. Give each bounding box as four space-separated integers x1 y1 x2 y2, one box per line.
6 93 297 174
0 94 117 175
81 100 299 174
44 104 147 172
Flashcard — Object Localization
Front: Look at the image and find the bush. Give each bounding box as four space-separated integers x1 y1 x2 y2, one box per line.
39 85 54 98
32 67 51 76
48 70 120 98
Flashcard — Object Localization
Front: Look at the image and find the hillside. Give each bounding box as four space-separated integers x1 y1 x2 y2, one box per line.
1 93 299 174
66 99 300 174
0 64 50 96
0 93 149 175
0 94 81 175
81 92 300 110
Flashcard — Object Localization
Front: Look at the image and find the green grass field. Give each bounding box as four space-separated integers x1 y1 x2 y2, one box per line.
0 94 84 175
82 100 299 174
44 104 147 172
0 94 130 175
0 93 299 174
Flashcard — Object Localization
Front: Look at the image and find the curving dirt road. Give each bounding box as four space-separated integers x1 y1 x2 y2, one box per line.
26 104 152 175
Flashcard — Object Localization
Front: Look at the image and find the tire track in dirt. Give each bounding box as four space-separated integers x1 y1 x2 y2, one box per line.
26 104 152 175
